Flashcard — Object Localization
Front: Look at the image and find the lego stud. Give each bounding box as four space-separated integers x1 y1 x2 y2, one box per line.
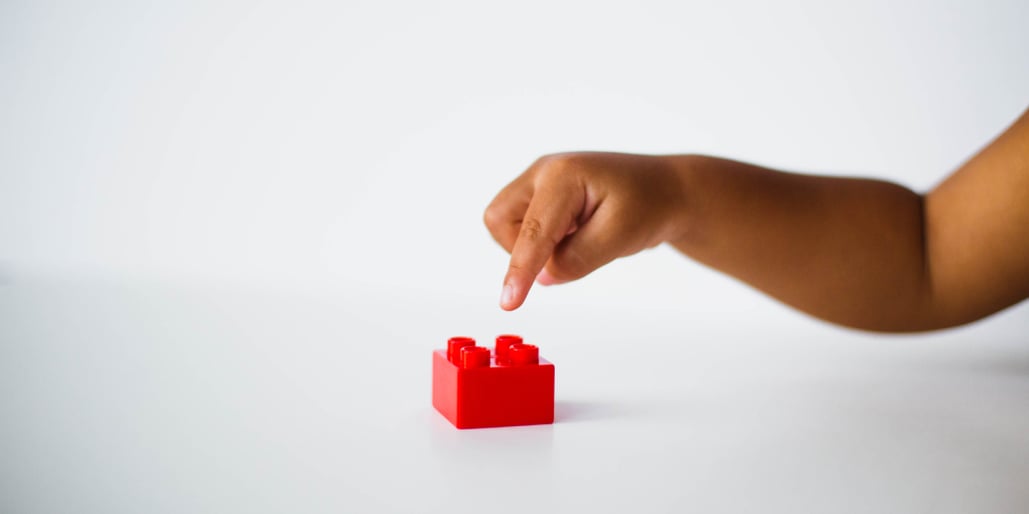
494 334 523 364
447 337 476 364
460 346 491 369
508 343 539 366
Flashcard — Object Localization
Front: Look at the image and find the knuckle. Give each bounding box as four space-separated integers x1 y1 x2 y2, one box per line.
507 259 531 274
482 203 503 229
507 254 541 278
533 153 582 181
532 153 563 169
519 217 546 242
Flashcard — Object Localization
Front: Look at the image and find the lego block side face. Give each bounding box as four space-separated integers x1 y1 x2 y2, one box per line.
431 350 458 425
456 363 554 429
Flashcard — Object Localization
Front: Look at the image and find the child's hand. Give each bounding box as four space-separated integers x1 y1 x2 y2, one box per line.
484 152 688 310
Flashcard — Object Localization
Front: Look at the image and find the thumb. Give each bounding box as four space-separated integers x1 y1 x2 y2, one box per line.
535 268 563 286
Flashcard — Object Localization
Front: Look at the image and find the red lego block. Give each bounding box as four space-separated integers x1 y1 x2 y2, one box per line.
432 334 555 429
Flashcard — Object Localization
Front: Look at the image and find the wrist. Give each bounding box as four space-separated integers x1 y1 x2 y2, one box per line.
659 154 704 248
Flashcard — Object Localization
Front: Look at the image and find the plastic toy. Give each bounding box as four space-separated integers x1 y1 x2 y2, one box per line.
432 334 555 429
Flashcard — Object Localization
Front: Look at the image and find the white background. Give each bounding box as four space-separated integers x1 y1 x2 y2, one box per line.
2 1 1028 513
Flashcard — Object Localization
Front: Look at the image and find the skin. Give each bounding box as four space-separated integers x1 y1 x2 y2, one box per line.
484 107 1029 332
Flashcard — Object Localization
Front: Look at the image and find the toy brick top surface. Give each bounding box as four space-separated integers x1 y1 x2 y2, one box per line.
432 334 555 429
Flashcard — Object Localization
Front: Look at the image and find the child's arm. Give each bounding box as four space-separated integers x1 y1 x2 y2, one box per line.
484 108 1029 332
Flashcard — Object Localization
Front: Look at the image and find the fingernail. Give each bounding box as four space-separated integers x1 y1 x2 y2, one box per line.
500 283 515 309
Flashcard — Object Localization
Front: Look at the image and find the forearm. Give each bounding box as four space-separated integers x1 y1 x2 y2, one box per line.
666 155 936 332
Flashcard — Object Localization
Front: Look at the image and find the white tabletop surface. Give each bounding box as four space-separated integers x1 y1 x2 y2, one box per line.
2 273 1028 514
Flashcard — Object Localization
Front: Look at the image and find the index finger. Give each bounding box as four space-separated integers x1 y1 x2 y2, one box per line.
500 175 584 310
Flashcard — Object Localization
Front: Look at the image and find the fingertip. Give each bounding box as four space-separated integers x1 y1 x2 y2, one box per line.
500 283 516 310
499 278 530 310
499 282 519 310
